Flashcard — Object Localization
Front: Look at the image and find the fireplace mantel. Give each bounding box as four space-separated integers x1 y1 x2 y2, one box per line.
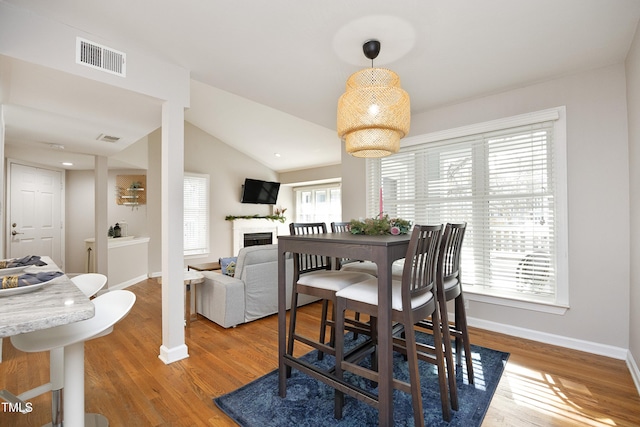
232 219 279 255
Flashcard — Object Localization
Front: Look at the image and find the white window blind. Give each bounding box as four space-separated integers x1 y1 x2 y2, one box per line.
184 173 209 256
367 119 563 303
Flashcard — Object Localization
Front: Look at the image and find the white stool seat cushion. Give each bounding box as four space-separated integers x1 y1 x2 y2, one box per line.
336 277 433 311
340 261 378 276
443 276 459 291
71 273 108 298
297 270 374 292
341 259 405 280
11 290 135 353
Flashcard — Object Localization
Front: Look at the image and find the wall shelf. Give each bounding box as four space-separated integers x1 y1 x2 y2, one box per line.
116 175 146 208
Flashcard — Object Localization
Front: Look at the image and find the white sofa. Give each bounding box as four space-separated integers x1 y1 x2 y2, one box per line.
196 244 318 328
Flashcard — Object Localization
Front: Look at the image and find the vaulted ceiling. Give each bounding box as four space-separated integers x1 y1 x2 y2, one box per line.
2 0 640 172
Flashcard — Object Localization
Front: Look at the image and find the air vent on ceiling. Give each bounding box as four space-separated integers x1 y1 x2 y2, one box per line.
76 37 126 77
97 134 121 143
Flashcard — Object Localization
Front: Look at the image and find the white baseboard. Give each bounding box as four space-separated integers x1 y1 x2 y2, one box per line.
158 344 189 364
627 352 640 396
107 274 149 290
469 316 629 360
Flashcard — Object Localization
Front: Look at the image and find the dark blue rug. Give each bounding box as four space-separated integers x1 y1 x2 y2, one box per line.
214 332 508 426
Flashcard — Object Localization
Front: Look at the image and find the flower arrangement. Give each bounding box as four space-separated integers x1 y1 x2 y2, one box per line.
349 214 412 236
273 206 287 217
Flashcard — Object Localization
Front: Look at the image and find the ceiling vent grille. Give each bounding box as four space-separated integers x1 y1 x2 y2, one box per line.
97 134 121 143
76 37 126 77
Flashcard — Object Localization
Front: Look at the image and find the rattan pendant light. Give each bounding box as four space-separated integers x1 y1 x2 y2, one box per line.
337 40 410 158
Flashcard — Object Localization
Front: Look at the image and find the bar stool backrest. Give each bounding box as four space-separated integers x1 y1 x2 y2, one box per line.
401 224 443 307
71 273 108 298
438 222 467 299
289 222 332 276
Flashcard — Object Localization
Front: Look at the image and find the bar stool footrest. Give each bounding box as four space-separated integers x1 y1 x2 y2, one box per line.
0 389 28 412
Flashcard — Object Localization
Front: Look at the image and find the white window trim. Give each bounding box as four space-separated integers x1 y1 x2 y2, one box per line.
292 181 341 192
370 107 569 313
465 291 569 315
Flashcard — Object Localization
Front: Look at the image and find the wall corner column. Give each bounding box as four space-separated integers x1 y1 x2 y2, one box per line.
94 155 108 276
158 100 188 364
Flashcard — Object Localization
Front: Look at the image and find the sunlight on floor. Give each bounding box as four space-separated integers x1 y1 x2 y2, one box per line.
504 362 617 426
462 352 487 390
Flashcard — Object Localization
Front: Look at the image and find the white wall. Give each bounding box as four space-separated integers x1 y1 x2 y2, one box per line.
279 164 341 185
65 170 93 273
0 106 4 259
0 2 189 106
146 122 289 274
63 121 308 278
147 128 162 278
342 64 631 352
65 168 148 274
626 24 640 373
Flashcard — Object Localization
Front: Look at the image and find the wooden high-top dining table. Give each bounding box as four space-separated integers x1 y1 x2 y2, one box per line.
277 232 411 427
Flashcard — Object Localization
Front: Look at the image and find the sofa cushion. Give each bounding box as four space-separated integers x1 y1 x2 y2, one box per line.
234 244 278 279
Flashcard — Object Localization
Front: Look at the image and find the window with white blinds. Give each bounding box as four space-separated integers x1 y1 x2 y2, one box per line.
184 173 209 256
295 183 342 224
366 110 567 305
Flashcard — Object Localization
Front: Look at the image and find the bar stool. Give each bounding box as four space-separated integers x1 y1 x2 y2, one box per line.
18 273 107 425
415 222 473 383
287 222 374 366
333 224 458 424
10 290 136 427
71 273 108 298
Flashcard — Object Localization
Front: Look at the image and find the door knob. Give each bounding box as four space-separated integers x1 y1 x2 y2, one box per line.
11 230 23 236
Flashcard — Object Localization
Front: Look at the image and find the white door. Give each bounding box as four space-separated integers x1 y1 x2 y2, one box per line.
9 163 63 267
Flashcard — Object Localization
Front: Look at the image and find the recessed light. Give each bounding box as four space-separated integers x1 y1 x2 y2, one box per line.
274 153 281 158
62 162 73 166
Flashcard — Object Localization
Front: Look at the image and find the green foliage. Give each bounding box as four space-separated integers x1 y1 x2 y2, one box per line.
349 214 411 235
225 214 286 223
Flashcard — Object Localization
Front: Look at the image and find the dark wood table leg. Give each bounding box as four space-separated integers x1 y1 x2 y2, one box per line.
278 246 287 397
376 254 394 426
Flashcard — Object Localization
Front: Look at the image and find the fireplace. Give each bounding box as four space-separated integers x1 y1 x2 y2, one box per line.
232 219 279 254
244 232 273 247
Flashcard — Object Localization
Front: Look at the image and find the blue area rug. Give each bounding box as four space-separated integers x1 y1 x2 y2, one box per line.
214 332 508 426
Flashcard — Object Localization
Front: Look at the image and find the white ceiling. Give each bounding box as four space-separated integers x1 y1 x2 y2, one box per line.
2 0 640 172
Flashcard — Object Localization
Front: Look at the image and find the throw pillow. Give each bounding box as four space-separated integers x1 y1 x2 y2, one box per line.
219 257 238 277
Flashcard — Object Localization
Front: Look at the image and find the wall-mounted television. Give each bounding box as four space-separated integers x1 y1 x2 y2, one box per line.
240 178 280 205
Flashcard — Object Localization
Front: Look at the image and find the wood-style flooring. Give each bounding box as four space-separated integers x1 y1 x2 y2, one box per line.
1 278 639 426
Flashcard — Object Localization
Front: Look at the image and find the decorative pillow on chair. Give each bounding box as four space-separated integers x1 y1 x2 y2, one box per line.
219 257 238 276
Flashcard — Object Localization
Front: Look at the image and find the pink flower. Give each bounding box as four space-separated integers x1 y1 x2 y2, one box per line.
390 226 400 235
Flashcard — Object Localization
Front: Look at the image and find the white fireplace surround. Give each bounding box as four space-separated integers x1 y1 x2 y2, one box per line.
232 219 279 255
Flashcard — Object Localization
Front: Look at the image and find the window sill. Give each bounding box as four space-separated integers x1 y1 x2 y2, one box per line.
464 290 569 315
184 253 210 260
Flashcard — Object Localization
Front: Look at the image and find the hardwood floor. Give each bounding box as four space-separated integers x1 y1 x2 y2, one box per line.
1 278 639 426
